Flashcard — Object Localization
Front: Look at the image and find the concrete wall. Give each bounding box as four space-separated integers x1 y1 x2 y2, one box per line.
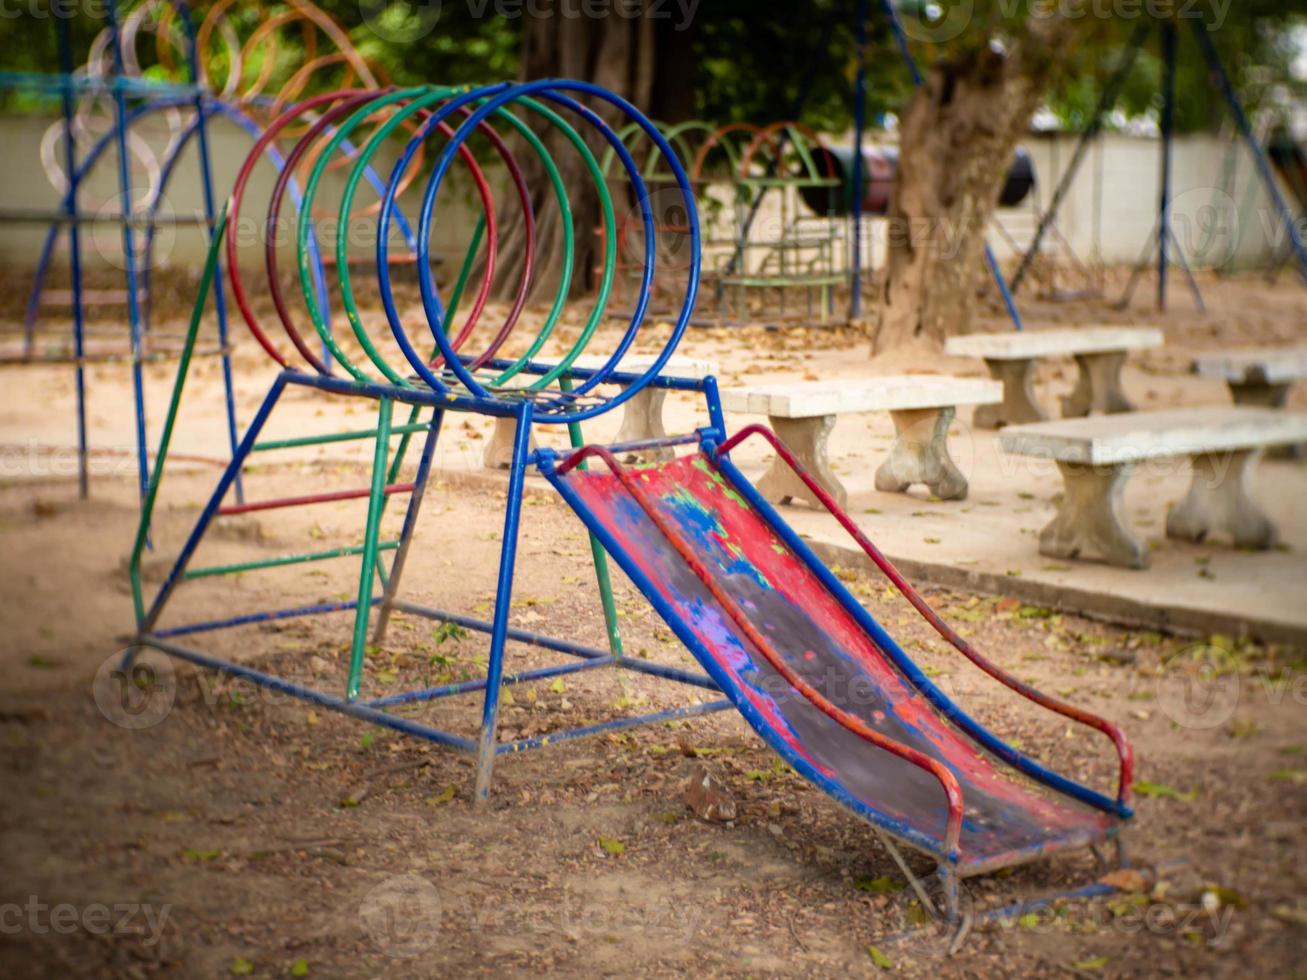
0 110 1295 279
990 130 1291 270
0 110 484 276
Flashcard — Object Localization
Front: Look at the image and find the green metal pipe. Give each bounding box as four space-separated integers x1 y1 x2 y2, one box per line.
252 422 431 453
560 375 624 657
348 397 394 700
130 204 229 623
183 539 400 579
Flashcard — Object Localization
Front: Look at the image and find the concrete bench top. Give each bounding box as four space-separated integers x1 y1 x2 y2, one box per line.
722 375 1002 418
563 352 718 379
496 353 718 389
1192 346 1307 385
944 326 1163 360
1000 407 1307 466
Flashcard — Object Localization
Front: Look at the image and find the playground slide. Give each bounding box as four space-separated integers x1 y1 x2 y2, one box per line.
544 446 1129 876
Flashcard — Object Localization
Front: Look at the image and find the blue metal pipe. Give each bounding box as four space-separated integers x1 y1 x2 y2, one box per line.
390 600 611 661
138 635 477 753
1158 20 1176 311
364 656 616 709
617 657 720 692
153 598 377 639
55 14 88 499
1190 18 1307 283
103 0 151 499
174 1 241 501
710 447 1127 819
851 0 869 318
475 401 533 799
497 700 734 754
139 374 288 634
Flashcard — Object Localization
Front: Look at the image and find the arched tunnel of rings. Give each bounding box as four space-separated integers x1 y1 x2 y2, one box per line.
225 79 702 426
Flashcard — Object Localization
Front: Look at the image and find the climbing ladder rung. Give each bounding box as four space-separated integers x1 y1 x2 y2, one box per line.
251 422 430 453
183 540 400 579
217 483 415 516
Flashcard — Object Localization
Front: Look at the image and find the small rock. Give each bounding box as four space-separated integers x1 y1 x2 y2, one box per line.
308 656 330 675
683 762 736 822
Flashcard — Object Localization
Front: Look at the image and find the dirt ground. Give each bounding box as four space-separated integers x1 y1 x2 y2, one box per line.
1 270 1306 976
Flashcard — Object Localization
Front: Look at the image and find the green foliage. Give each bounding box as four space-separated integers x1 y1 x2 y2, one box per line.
2 1 1305 137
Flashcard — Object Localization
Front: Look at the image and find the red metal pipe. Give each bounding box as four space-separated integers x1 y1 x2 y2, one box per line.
227 89 362 370
217 482 415 516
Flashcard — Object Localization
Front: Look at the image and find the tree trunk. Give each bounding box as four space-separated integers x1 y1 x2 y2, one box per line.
873 26 1071 355
494 2 660 302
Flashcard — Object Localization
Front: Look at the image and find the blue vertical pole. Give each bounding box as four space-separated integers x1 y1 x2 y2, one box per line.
56 13 88 499
1157 20 1176 311
104 0 150 501
175 1 244 502
850 0 869 318
1189 19 1307 283
878 0 1024 330
475 402 533 801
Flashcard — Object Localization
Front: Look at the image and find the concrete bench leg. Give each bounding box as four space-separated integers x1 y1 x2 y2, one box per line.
1167 450 1277 549
1061 351 1135 417
484 417 538 470
974 358 1047 429
1229 380 1302 460
756 414 846 509
614 386 671 461
1040 461 1149 569
874 407 968 500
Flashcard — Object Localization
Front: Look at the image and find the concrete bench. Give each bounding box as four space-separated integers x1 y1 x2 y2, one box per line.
722 376 1001 508
484 354 718 468
999 407 1307 569
1193 346 1307 459
945 326 1163 428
